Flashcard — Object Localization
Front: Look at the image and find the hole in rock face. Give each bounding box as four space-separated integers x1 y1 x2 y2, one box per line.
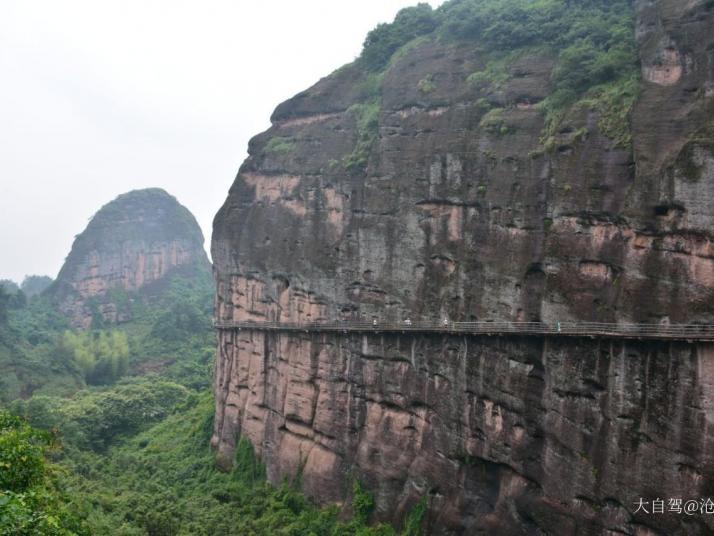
525 263 545 277
653 203 685 217
272 275 290 291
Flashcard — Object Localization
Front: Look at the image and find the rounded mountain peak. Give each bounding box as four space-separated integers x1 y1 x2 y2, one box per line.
52 188 210 328
72 188 205 254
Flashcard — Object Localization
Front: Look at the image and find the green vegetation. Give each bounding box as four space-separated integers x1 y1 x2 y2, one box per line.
6 390 423 535
417 76 435 94
251 1 638 177
0 411 88 535
401 497 427 536
351 479 376 525
1 266 424 534
0 294 78 403
0 287 8 326
11 378 190 451
0 268 214 403
343 101 382 171
0 282 26 312
63 190 204 264
20 277 53 298
360 3 438 71
355 0 638 147
355 71 386 100
466 53 516 93
387 35 432 68
479 108 511 136
437 0 633 55
0 281 20 295
456 0 638 146
573 74 639 147
264 136 296 155
57 330 129 385
1 3 643 533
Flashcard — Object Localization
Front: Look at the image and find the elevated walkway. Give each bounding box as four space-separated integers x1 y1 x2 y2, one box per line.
214 320 714 341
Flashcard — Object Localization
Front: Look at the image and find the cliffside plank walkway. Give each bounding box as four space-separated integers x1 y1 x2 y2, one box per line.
214 320 714 342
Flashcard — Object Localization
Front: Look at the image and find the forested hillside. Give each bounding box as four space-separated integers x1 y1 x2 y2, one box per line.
1 277 422 535
0 188 416 534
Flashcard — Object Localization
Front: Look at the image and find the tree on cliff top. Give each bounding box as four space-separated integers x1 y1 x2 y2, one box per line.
20 276 53 298
360 0 636 83
0 287 8 326
356 0 638 145
360 3 438 70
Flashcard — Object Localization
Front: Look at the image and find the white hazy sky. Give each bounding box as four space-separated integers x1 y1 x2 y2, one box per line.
0 0 443 283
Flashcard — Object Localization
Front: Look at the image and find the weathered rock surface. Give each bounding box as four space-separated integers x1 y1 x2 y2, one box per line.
213 331 714 535
51 188 210 327
212 1 714 533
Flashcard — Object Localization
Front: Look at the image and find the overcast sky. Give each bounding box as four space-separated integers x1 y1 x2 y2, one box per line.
0 0 443 283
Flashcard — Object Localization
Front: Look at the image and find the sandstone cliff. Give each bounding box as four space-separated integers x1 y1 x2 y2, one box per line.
212 1 714 534
51 188 210 328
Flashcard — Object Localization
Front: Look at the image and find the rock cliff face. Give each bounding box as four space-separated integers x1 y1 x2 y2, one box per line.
212 1 714 534
51 189 210 328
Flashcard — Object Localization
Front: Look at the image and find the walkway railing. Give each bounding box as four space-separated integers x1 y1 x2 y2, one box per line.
213 319 714 341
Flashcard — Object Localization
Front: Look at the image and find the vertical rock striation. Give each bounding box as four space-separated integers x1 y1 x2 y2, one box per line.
213 332 714 534
212 1 714 533
51 188 210 328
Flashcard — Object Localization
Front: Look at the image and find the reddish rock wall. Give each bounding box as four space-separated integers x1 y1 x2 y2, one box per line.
52 188 209 327
212 1 714 533
212 331 714 534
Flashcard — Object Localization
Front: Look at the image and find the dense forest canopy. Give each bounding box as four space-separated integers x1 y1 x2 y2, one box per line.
361 0 635 73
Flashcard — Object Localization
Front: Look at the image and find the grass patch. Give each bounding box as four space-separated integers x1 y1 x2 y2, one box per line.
264 136 296 155
417 76 436 94
580 74 639 148
479 108 511 136
343 101 381 172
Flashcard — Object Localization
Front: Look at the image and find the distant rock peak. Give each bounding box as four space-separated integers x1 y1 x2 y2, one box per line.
51 188 209 328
